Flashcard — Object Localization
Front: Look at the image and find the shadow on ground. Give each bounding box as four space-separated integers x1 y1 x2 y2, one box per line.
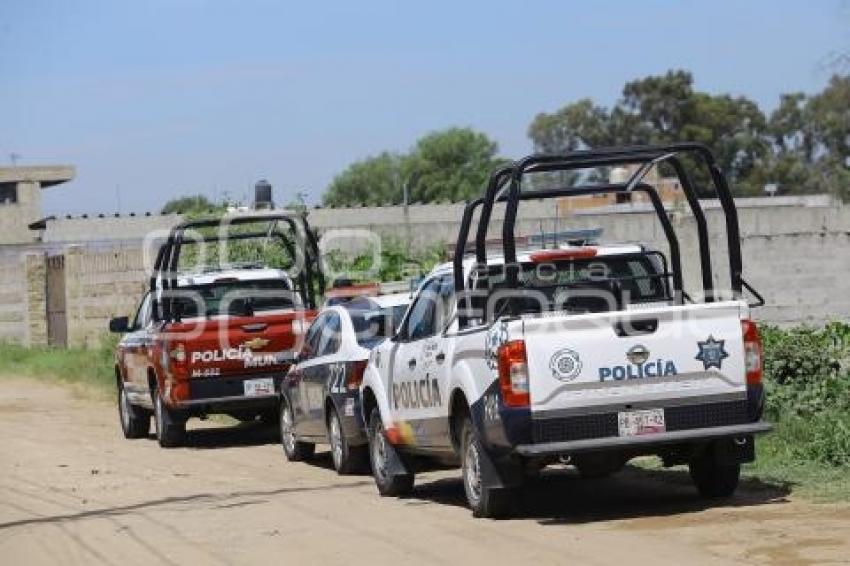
409 464 793 524
156 419 281 449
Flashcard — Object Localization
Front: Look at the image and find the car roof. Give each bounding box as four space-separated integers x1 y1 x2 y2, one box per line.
368 292 411 308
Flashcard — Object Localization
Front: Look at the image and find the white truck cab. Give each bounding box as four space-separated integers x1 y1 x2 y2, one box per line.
360 144 770 517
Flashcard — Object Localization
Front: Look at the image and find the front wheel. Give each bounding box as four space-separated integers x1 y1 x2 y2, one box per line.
461 417 516 518
153 391 185 448
118 381 150 439
367 408 413 496
689 448 741 498
279 398 314 461
328 407 368 475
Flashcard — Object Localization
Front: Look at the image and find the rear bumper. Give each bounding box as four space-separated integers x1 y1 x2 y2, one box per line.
514 421 772 457
171 372 283 412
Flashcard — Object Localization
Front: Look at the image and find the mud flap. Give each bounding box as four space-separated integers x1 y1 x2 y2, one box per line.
382 436 414 478
478 446 524 489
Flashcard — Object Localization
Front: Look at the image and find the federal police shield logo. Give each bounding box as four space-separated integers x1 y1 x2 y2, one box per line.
549 349 582 382
695 335 729 370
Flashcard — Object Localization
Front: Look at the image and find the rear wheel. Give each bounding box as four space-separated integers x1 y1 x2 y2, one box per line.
328 407 368 475
118 381 150 439
689 448 741 498
279 398 314 461
461 417 515 518
368 408 413 496
153 390 185 448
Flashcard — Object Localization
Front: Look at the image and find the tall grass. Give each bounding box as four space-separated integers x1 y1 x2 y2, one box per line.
0 337 117 398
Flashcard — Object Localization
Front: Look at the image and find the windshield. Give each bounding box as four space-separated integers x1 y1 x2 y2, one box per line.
347 303 408 348
480 253 669 315
174 278 296 318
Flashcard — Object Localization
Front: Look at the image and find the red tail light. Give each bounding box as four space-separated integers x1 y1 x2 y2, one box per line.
529 247 597 263
346 359 368 391
498 340 530 407
742 319 763 386
169 341 188 379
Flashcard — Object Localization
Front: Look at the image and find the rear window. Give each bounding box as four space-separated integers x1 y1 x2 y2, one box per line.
346 303 408 348
479 254 669 314
174 279 295 318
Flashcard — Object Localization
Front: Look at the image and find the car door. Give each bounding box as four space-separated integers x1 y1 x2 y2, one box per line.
121 293 153 402
289 312 325 432
388 275 453 449
298 311 345 438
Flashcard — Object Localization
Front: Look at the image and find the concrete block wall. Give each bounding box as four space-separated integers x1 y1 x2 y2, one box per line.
64 247 148 348
25 254 48 346
1 197 847 349
0 253 29 344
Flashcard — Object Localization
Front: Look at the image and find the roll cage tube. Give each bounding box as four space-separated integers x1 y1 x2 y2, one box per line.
494 143 746 297
151 213 325 322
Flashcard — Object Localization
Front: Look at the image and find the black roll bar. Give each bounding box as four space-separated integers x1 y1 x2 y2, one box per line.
454 182 684 324
151 213 325 322
495 143 744 295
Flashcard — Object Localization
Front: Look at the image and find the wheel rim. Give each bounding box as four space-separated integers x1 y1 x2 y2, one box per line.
464 438 482 505
119 386 130 431
371 423 389 482
330 413 343 470
281 404 296 453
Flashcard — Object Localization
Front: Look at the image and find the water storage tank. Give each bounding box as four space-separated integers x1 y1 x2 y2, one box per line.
254 179 273 209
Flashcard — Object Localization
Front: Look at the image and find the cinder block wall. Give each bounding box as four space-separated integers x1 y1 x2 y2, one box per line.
4 199 848 348
64 247 148 348
0 253 30 343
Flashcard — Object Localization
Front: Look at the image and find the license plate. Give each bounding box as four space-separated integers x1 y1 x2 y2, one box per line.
617 408 666 436
243 377 274 397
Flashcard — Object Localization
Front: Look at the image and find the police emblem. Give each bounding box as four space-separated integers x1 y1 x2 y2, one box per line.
695 335 729 370
549 348 582 382
626 344 650 365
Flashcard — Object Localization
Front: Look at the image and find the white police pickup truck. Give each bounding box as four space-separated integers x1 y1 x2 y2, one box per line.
360 144 770 517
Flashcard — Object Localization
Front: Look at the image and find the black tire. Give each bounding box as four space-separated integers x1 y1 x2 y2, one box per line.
118 381 150 439
461 417 515 518
689 448 741 498
328 407 369 475
279 397 315 461
367 408 413 496
153 390 186 448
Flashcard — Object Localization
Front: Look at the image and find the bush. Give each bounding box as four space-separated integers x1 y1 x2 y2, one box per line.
761 322 850 466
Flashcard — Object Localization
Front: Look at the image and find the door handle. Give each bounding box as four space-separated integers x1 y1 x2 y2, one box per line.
614 318 659 337
408 358 417 370
435 352 446 364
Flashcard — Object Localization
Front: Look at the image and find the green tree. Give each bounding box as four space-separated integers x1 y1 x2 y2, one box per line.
161 194 220 215
323 152 405 206
528 70 769 194
406 128 507 203
322 128 505 206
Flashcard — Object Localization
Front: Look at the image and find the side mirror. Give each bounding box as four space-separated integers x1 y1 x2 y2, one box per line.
109 316 130 333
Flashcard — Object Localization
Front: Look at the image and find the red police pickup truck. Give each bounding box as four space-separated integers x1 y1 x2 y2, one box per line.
110 214 324 447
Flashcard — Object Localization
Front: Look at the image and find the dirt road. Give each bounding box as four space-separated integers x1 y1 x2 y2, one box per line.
0 378 848 566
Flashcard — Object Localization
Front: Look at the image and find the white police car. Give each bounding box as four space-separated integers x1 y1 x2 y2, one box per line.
279 292 410 474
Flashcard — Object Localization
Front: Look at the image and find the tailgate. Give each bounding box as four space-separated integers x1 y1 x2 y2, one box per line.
520 302 747 415
170 312 312 379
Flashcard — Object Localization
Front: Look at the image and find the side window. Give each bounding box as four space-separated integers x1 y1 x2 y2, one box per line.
403 277 443 341
316 312 341 357
301 314 326 360
132 293 152 330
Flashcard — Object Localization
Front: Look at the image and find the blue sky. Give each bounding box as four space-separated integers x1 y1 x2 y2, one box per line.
1 0 847 214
